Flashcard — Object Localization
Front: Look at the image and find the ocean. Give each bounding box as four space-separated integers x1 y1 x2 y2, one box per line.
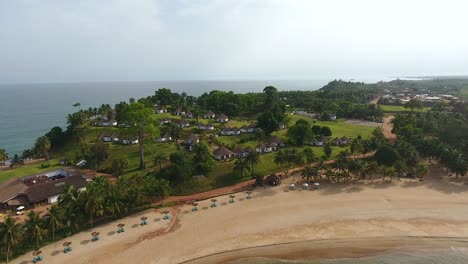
230 248 468 264
0 78 393 156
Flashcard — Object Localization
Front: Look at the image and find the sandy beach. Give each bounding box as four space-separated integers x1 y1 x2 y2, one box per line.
10 164 468 264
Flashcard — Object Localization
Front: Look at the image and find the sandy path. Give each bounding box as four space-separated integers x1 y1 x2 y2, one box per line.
382 115 396 140
11 165 468 264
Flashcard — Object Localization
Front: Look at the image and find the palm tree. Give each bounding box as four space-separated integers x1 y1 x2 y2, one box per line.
274 150 286 167
415 162 429 181
152 179 171 206
82 191 103 228
302 147 316 164
324 167 335 183
153 153 167 171
9 154 24 168
301 166 318 183
46 205 65 241
34 136 51 160
24 211 47 249
0 148 8 164
386 166 397 182
233 157 251 177
0 216 23 263
106 186 126 219
246 152 261 177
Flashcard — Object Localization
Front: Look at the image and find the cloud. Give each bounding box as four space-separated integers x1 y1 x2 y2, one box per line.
0 0 467 83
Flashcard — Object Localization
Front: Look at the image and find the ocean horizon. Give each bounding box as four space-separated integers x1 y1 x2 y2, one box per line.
0 78 393 156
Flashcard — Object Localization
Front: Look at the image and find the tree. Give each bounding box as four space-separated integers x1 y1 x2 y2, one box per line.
287 119 312 145
233 157 251 177
9 154 24 168
106 186 126 219
394 160 407 181
46 204 65 241
109 157 129 176
404 98 423 113
415 162 429 181
321 126 332 137
120 103 158 169
324 143 332 158
311 125 321 135
34 136 51 160
374 145 400 166
257 112 279 135
301 166 318 183
274 150 286 167
246 152 261 176
24 211 47 249
153 153 167 171
82 190 103 227
303 147 316 164
193 142 211 161
0 216 23 263
0 148 8 164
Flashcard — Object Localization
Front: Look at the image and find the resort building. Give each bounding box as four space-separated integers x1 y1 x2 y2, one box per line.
185 134 199 151
197 123 214 131
333 136 349 146
256 144 274 153
174 108 186 116
240 124 257 133
178 119 190 128
155 107 167 114
159 118 171 125
203 111 216 119
184 111 194 118
220 127 241 136
157 133 172 143
216 114 229 123
121 138 139 145
97 119 117 127
213 146 235 161
270 136 286 147
0 169 88 211
101 133 118 142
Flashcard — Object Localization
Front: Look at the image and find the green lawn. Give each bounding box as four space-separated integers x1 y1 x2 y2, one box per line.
379 104 430 113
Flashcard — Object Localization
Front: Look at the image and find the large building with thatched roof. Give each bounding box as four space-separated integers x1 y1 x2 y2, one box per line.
213 146 234 160
0 169 88 211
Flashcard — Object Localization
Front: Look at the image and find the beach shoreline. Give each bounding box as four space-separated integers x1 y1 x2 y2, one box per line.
9 164 468 264
184 236 468 263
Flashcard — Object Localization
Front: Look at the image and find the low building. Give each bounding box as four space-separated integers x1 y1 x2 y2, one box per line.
0 169 88 210
155 107 167 114
97 119 117 127
185 134 199 151
216 114 229 123
157 133 172 143
256 144 273 153
213 146 234 161
197 123 214 131
234 147 249 158
121 138 139 145
159 118 171 125
174 108 186 116
101 133 118 142
333 137 348 146
270 136 285 147
203 111 216 119
240 124 257 133
310 137 328 146
184 111 194 118
220 127 241 136
178 119 190 128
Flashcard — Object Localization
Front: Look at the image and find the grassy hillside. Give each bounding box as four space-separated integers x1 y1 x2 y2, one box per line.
0 112 376 195
380 104 430 113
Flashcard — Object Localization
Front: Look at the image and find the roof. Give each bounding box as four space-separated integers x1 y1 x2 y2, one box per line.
270 136 283 144
206 123 214 127
214 146 234 156
26 175 88 203
257 144 266 149
205 110 215 115
244 146 254 152
0 178 28 203
266 173 280 182
217 114 228 119
341 136 349 141
186 134 199 142
233 147 246 154
179 119 190 125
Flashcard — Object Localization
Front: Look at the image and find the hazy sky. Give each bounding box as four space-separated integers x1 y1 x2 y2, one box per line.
1 0 468 83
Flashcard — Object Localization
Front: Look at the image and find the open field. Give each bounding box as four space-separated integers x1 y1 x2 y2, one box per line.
9 164 468 264
379 104 430 113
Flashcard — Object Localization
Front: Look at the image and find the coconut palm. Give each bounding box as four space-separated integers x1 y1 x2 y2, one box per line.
153 153 167 171
106 187 126 219
301 166 318 183
246 151 261 176
415 162 429 181
152 179 171 206
82 191 103 228
274 150 286 167
0 148 8 164
302 147 316 164
233 157 251 177
24 211 47 249
34 136 51 160
324 167 335 183
46 205 65 241
9 154 24 168
0 216 23 263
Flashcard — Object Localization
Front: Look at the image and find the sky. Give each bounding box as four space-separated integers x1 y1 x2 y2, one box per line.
1 0 468 83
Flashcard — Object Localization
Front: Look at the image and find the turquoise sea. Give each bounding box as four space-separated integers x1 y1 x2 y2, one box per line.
230 248 468 264
0 78 393 156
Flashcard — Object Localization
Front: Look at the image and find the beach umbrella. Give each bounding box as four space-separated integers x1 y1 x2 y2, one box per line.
91 231 100 241
63 241 72 253
33 250 43 263
210 199 217 208
117 223 126 233
314 182 320 190
140 216 148 225
229 195 236 203
302 183 309 190
246 191 252 199
162 210 170 220
16 206 25 211
289 183 296 190
192 202 199 212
